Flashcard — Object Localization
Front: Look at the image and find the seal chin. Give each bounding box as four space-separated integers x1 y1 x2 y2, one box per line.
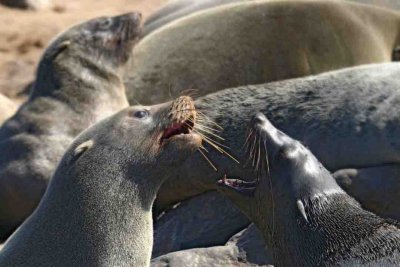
217 176 257 197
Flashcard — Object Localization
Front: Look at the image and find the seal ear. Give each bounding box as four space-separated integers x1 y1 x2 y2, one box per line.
49 40 71 59
73 140 94 159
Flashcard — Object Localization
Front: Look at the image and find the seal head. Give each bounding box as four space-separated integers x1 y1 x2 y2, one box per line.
0 96 202 267
218 113 400 266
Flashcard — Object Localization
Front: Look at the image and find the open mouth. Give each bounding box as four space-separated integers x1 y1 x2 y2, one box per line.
160 119 194 143
217 176 257 197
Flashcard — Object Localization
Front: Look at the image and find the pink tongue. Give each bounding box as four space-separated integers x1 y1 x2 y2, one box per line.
163 123 182 139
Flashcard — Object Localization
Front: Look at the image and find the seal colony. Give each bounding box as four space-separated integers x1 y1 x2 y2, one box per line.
126 0 400 104
154 63 400 221
0 96 202 266
0 12 142 241
218 113 400 266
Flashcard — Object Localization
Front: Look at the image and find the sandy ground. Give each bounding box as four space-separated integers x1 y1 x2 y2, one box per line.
0 0 167 102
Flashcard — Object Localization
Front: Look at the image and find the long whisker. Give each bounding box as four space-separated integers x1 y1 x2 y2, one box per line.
197 148 218 171
197 111 223 130
194 130 239 164
194 126 225 140
192 121 221 133
200 145 209 153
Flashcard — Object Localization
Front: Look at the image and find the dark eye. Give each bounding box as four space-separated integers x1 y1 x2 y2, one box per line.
99 18 113 30
133 110 149 119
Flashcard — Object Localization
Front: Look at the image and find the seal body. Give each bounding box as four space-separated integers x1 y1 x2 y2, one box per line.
218 113 400 266
153 63 400 219
349 0 400 10
126 0 400 104
0 94 16 126
0 97 202 267
143 0 247 36
0 12 142 241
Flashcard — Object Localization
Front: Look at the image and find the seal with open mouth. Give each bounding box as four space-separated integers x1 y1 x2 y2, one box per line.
0 96 202 267
0 12 142 241
218 113 400 267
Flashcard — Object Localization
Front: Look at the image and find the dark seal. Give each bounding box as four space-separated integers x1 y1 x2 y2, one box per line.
0 12 142 241
0 96 202 266
154 63 400 221
218 113 400 266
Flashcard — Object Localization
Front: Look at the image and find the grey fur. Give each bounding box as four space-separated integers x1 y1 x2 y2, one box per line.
0 12 142 241
143 0 249 36
154 63 400 220
126 0 400 104
218 113 400 266
0 102 201 267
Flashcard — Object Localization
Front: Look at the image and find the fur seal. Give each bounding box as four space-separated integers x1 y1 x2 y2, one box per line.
350 0 400 10
0 94 17 126
0 96 202 266
126 0 400 104
143 0 247 36
153 63 400 221
0 12 142 241
217 113 400 266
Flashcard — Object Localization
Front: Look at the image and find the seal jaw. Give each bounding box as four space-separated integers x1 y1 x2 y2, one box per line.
217 176 257 197
161 119 193 141
160 96 199 146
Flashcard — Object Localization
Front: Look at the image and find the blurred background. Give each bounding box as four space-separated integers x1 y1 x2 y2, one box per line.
0 0 167 102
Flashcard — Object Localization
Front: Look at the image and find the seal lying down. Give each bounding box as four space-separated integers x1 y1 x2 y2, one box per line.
218 113 400 267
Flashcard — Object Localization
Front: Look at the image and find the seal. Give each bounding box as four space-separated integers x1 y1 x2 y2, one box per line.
217 113 400 266
0 12 142 241
0 94 17 126
153 63 400 221
143 0 247 36
126 0 400 104
0 96 202 267
349 0 400 10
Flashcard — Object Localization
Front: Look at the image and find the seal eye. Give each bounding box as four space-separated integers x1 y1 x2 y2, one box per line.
133 110 149 119
99 18 113 30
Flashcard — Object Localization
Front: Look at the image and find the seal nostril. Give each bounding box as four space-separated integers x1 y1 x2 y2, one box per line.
252 113 267 126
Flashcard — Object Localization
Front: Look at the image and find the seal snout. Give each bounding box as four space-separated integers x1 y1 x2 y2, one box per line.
117 11 143 42
160 96 199 144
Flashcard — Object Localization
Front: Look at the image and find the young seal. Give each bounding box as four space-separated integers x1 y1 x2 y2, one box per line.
0 94 17 126
143 0 247 36
153 63 400 221
126 0 400 104
218 113 400 266
0 96 202 267
0 12 142 241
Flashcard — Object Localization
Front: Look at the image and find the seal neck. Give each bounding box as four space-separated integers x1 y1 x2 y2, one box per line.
265 190 382 266
3 155 161 266
30 48 125 105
